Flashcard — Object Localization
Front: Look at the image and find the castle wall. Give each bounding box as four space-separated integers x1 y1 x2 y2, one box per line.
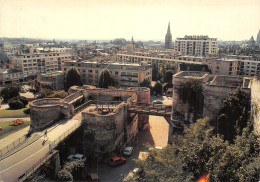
30 99 64 130
127 87 150 128
81 103 127 155
250 77 260 136
172 71 251 123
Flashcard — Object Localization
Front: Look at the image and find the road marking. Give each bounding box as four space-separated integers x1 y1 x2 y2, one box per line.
0 137 49 174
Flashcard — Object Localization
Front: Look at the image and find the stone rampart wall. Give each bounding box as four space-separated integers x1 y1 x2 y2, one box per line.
250 77 260 136
82 103 127 155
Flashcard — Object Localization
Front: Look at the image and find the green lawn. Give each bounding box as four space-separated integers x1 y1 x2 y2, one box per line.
0 105 29 118
0 118 31 139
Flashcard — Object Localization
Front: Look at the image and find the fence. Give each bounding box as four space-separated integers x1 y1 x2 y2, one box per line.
17 152 50 182
17 122 82 181
0 135 27 158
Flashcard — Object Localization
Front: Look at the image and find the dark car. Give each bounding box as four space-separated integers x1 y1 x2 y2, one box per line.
109 156 126 166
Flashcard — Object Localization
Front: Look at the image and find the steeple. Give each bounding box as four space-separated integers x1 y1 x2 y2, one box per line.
165 21 172 49
167 22 171 34
257 29 260 45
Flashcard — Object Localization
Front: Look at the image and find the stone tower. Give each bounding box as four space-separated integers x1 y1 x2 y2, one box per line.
165 22 172 49
257 30 260 45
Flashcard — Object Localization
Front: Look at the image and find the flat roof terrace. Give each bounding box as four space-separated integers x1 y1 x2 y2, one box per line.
173 71 209 79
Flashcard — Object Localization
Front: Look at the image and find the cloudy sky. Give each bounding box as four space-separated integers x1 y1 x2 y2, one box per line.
0 0 259 41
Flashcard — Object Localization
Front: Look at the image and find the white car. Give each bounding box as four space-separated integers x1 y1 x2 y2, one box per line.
152 100 163 105
67 154 86 162
124 147 133 156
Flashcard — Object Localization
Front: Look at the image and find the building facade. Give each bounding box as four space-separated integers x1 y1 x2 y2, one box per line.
63 61 152 88
117 51 260 77
0 68 23 85
174 35 218 56
38 71 65 90
11 48 72 81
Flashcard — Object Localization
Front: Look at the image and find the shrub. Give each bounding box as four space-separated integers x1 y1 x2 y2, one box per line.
48 90 68 99
57 169 73 181
8 96 28 109
0 85 20 102
36 89 54 99
23 108 30 114
16 96 28 106
8 100 24 109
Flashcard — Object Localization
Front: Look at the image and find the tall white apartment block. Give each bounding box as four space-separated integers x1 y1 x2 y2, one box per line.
174 35 218 56
11 48 72 80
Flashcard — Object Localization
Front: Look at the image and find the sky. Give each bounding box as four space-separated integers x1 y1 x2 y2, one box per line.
0 0 259 41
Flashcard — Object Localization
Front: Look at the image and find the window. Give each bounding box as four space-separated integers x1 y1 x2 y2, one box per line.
89 70 92 73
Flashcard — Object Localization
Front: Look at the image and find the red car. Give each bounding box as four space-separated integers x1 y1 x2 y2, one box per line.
109 156 126 166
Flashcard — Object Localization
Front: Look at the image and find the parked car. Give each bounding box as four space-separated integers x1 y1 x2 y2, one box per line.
152 100 163 105
67 154 86 162
124 147 133 156
109 156 126 166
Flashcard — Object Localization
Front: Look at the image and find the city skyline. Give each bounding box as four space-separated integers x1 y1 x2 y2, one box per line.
0 0 260 41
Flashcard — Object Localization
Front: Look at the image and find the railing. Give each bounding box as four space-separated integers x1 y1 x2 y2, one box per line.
74 100 124 114
74 100 92 114
51 122 81 149
17 152 50 182
63 91 83 103
128 102 172 116
0 135 27 159
17 122 82 181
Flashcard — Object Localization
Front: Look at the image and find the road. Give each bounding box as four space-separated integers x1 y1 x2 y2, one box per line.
0 115 82 182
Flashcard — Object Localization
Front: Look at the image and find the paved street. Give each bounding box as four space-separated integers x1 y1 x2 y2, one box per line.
0 114 82 182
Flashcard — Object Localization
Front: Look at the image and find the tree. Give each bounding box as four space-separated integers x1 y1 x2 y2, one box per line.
163 70 174 85
8 96 28 109
217 88 251 141
140 79 151 88
138 117 260 182
152 81 162 96
152 64 159 81
65 67 82 91
112 38 127 46
177 78 204 122
98 69 115 88
0 84 20 102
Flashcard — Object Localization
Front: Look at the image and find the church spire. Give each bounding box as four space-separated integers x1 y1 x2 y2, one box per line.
165 21 172 49
167 22 171 34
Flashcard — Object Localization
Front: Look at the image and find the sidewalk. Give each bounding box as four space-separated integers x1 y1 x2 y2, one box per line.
0 126 30 147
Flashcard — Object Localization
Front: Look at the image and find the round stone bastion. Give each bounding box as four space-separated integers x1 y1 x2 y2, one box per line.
29 98 63 130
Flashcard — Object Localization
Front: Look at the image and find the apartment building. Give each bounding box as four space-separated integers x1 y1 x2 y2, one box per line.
174 35 218 56
63 61 152 88
117 51 260 76
38 71 64 90
11 48 72 80
202 58 239 75
0 68 23 85
117 51 203 69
